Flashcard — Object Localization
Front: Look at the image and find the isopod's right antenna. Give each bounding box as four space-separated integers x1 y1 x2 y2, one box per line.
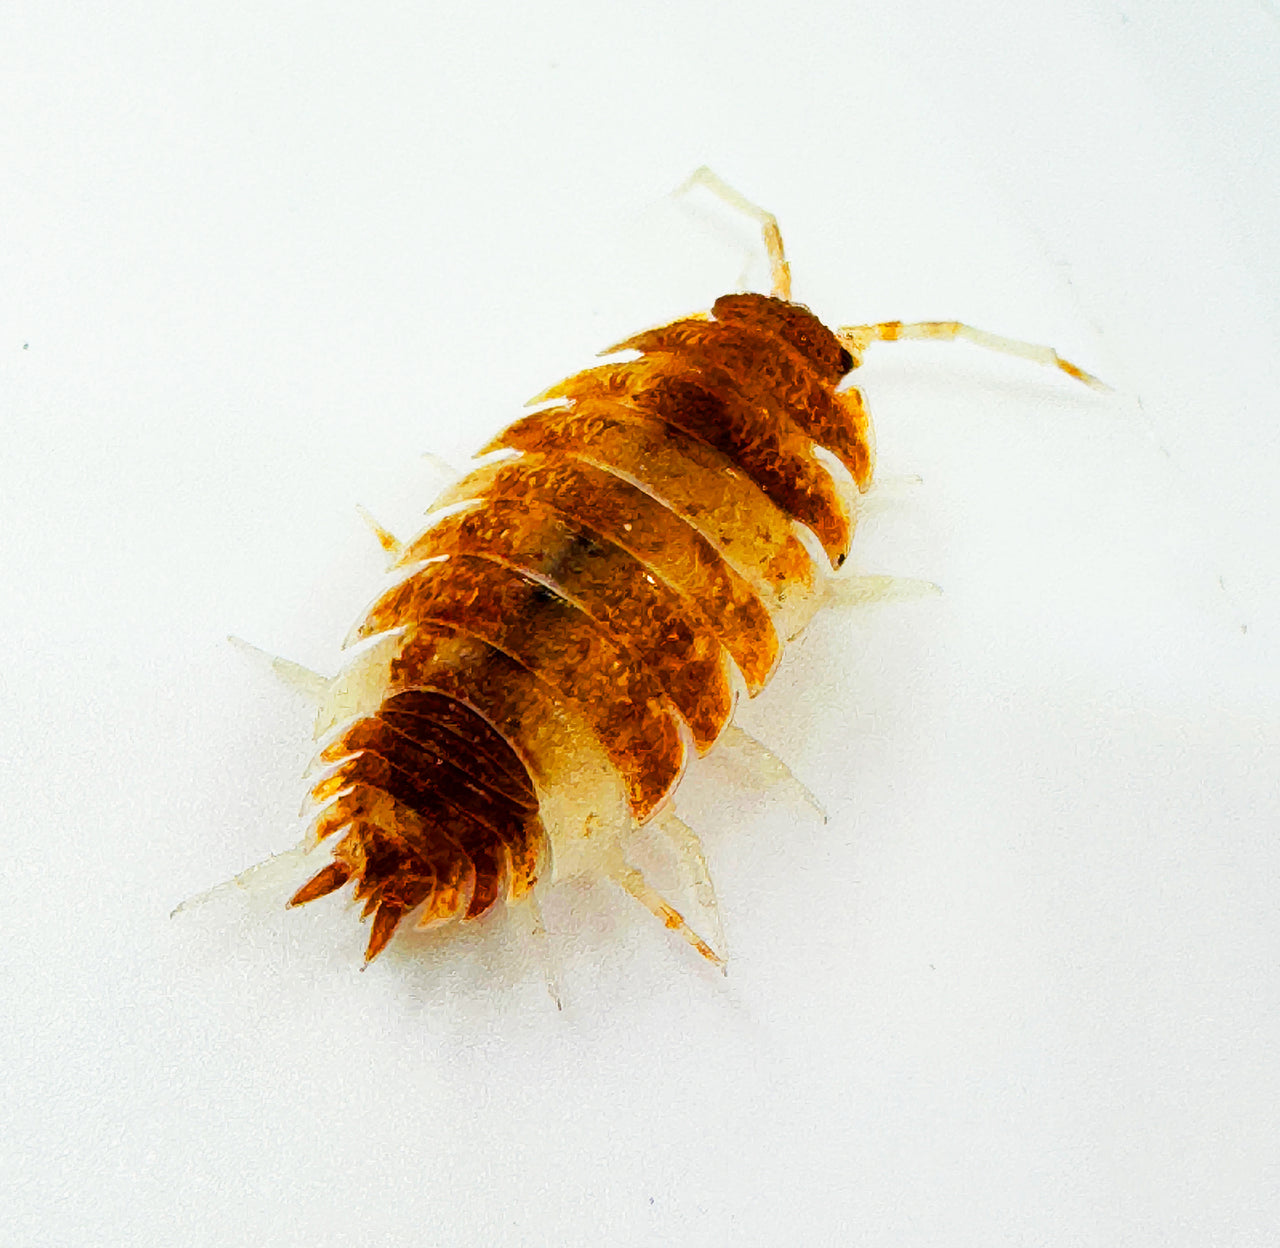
676 166 792 301
836 320 1110 392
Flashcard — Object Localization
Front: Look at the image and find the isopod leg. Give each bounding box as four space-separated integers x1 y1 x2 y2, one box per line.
714 724 827 823
823 574 942 607
354 452 461 565
676 166 791 301
519 889 563 1011
651 808 726 957
419 451 461 494
836 321 1109 391
227 635 330 704
356 504 404 564
599 840 724 969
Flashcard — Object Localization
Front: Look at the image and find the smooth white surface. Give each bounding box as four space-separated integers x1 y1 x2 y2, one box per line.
3 3 1278 1245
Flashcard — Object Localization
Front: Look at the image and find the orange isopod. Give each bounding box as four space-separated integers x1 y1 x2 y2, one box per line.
276 169 1104 966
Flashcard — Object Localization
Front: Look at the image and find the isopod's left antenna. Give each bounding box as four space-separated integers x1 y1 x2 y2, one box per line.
676 166 792 301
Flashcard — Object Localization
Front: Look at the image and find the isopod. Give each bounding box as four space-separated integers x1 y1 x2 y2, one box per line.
273 169 1104 966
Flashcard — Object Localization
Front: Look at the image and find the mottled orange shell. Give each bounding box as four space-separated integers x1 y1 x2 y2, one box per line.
292 293 874 960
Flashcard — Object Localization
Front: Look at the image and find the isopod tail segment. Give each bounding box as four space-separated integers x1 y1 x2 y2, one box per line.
283 626 730 968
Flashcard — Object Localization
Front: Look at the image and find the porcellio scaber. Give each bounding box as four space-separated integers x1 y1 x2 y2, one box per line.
278 170 1104 966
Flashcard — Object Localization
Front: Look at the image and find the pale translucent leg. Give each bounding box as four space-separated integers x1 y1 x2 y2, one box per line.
868 473 924 489
356 452 461 567
519 889 563 1011
651 808 726 957
418 452 466 515
676 166 792 301
420 450 460 485
823 573 942 608
355 503 404 564
837 320 1109 391
715 724 827 823
854 475 925 523
227 635 330 703
599 839 725 968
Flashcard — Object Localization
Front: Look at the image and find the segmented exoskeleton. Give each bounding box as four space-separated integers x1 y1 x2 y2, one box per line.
289 170 1104 964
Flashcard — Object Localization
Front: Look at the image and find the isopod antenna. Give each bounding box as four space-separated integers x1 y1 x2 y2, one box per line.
835 319 1109 392
678 165 1107 392
677 165 792 301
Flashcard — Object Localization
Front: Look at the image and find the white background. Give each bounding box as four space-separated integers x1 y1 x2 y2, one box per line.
3 2 1278 1244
